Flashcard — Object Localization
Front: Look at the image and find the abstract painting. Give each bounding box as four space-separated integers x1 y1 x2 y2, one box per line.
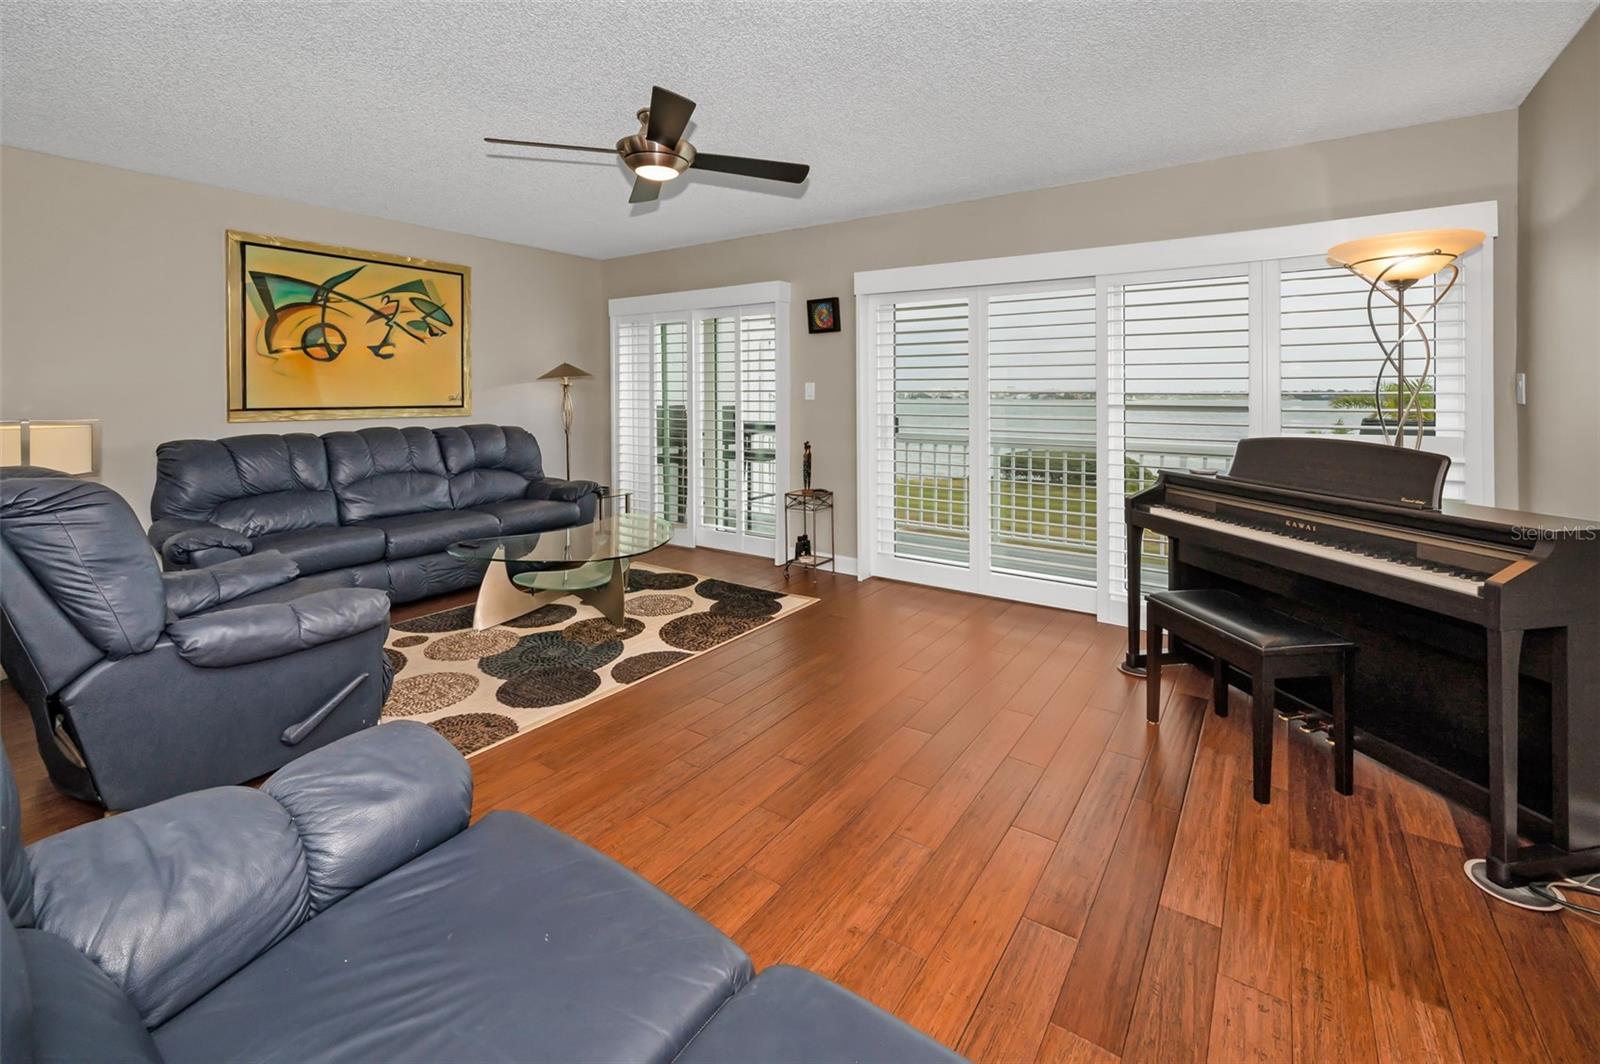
227 231 470 421
806 296 840 334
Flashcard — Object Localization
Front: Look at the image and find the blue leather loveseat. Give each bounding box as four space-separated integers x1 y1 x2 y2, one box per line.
148 424 599 603
0 722 962 1064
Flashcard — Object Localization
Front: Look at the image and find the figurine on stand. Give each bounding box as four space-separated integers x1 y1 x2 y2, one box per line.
802 440 813 491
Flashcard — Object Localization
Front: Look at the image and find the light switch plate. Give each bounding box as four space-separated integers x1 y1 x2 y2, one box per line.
804 382 816 401
1515 372 1526 405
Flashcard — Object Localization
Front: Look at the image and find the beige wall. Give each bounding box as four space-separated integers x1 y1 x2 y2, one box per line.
1518 12 1600 520
0 147 607 523
603 110 1523 560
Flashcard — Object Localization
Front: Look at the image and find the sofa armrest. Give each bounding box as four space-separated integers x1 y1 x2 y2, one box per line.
264 720 472 912
148 518 254 568
525 477 601 504
161 550 301 617
24 723 471 1027
165 587 389 667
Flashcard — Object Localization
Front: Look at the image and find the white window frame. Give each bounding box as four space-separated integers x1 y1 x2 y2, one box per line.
855 202 1498 621
609 282 792 564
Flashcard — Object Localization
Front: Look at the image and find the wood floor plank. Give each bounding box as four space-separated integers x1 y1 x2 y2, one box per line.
1288 851 1379 1064
957 918 1078 1064
833 933 927 1016
1121 906 1221 1064
879 757 1043 957
1404 830 1551 1062
1051 798 1182 1056
1013 707 1121 840
1025 750 1144 938
1205 976 1291 1064
781 832 933 978
898 827 1055 1047
696 865 780 936
1036 1023 1123 1064
1217 776 1292 998
656 806 790 906
897 710 1032 848
1158 738 1241 927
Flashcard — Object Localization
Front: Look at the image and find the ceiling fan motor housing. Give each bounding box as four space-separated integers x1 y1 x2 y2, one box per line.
617 109 695 179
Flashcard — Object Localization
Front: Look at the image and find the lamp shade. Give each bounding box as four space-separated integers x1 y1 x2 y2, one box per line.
2 420 100 475
1327 228 1485 284
538 362 593 381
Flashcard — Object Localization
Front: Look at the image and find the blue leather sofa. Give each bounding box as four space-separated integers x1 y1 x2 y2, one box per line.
0 722 963 1064
148 424 600 603
0 472 392 810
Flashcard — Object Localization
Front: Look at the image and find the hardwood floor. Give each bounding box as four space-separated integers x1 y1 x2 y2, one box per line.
6 544 1599 1062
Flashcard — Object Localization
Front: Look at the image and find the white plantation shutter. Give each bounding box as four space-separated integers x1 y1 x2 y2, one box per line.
699 309 778 543
873 297 972 571
614 318 657 515
1105 271 1252 595
986 288 1097 584
1277 257 1471 500
739 313 779 538
613 316 689 525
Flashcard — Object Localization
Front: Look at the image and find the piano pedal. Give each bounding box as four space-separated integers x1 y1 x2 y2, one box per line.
1276 710 1309 723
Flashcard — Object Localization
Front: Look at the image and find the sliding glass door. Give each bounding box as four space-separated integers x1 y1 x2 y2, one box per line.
867 283 1099 611
613 293 787 559
696 309 779 555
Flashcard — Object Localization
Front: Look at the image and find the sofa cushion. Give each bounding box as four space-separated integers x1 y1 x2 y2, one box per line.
325 427 452 522
676 965 963 1064
253 526 388 575
435 425 545 507
152 436 338 537
468 498 580 535
358 510 499 560
16 927 164 1064
151 812 753 1064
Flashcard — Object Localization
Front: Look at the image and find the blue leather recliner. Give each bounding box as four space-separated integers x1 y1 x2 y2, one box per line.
148 424 600 603
0 472 393 810
0 722 963 1064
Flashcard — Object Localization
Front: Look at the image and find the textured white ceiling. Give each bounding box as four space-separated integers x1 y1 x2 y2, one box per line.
2 1 1593 259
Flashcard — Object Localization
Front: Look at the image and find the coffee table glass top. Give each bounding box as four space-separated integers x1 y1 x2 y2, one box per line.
447 512 672 567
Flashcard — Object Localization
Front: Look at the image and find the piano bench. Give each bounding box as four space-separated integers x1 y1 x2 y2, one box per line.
1144 588 1355 805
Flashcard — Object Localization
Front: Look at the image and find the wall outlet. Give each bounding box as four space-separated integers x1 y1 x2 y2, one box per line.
804 382 816 401
1515 372 1526 405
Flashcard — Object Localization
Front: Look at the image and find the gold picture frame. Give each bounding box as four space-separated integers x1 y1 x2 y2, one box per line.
226 230 471 422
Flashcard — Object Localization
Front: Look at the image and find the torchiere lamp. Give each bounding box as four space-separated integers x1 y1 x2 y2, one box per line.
538 362 592 479
1326 228 1485 448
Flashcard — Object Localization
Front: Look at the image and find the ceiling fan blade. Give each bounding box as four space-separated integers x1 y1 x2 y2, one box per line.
629 176 662 204
691 153 810 184
483 137 617 155
645 86 696 146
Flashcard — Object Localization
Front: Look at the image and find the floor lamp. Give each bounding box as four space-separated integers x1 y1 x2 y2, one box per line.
538 362 592 479
1326 228 1485 448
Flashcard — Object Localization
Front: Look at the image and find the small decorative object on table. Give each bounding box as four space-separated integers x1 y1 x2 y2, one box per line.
802 439 813 490
806 297 841 334
784 487 834 577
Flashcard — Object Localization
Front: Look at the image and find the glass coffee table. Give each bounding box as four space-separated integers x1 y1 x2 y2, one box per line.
448 511 673 630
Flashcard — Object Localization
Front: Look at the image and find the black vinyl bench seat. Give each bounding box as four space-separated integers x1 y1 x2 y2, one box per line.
1144 588 1355 804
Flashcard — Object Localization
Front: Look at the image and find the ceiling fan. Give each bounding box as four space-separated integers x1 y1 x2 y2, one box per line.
485 85 811 204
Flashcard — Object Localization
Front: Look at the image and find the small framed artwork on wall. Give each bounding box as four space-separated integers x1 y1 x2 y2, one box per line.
806 297 841 334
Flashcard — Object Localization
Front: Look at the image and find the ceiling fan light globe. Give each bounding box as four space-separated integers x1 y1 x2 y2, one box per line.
635 164 680 182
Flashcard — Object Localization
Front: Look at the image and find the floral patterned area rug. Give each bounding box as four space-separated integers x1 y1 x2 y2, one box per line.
380 563 815 757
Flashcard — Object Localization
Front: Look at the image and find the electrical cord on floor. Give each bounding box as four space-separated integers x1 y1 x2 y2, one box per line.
1530 873 1600 923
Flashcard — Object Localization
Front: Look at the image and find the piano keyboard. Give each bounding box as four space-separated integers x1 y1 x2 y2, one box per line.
1146 504 1488 596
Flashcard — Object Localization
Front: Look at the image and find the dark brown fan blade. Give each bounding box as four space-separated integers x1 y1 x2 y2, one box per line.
629 176 662 204
645 86 695 147
691 153 810 183
483 137 617 155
